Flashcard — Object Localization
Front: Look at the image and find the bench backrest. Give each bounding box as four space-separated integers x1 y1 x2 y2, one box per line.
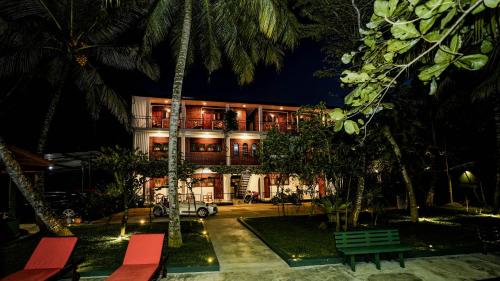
123 234 165 265
25 237 78 270
334 229 401 249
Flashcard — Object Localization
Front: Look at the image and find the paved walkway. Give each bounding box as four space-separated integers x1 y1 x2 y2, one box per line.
205 218 288 272
164 253 500 281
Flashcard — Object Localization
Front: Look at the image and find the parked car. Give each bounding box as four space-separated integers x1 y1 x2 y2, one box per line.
152 195 217 218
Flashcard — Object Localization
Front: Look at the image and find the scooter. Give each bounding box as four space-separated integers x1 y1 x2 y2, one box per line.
244 190 260 204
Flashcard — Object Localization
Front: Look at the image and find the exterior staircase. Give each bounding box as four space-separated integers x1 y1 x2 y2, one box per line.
237 173 251 198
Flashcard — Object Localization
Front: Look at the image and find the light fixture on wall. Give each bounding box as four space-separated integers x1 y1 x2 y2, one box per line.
279 106 283 110
203 102 207 105
243 104 246 108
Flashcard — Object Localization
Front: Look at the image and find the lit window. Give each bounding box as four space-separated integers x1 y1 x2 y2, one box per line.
233 143 239 156
251 143 257 157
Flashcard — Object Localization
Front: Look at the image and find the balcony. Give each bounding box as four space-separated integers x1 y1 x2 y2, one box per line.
231 155 259 165
185 154 226 165
261 121 297 133
185 118 225 130
132 117 298 133
132 116 181 129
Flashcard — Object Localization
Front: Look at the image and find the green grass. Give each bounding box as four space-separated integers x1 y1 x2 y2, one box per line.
0 221 218 278
242 212 500 262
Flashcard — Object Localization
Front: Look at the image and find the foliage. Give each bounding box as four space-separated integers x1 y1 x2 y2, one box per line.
223 109 238 133
95 146 149 202
333 0 500 135
0 0 159 128
295 0 374 77
142 0 301 84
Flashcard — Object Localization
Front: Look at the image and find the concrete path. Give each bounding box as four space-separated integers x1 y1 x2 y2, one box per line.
164 253 500 281
205 218 288 272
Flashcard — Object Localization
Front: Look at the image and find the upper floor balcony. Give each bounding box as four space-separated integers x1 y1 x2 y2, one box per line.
131 97 301 133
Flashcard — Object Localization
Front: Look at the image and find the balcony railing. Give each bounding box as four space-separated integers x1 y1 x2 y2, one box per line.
185 118 225 130
132 116 298 133
185 154 226 165
261 121 297 133
231 155 259 165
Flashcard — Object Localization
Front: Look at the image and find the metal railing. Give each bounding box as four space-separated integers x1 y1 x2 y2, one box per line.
132 116 298 133
184 154 226 165
231 155 259 165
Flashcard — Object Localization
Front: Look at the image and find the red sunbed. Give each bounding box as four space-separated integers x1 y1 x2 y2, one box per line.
106 234 165 281
1 237 78 281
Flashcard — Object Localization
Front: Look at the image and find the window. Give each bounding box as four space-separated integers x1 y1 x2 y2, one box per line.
191 141 222 152
242 143 248 156
233 143 239 156
191 143 206 152
251 143 257 157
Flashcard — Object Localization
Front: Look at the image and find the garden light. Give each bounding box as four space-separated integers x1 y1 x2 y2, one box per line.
202 230 207 235
207 257 213 263
140 219 146 225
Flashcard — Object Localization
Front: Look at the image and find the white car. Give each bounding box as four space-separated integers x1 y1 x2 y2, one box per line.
153 200 218 218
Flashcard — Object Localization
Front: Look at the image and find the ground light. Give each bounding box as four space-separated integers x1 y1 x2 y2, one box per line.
207 257 214 263
140 219 146 225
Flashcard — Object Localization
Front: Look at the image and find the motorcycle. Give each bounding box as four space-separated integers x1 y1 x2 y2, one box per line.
243 190 260 204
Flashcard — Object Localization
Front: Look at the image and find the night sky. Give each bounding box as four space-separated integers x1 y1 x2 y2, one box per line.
1 39 345 153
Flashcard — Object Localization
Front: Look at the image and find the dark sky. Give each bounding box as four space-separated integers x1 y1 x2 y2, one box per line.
129 39 345 107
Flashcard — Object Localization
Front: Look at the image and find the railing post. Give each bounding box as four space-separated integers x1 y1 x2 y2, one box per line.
258 106 263 132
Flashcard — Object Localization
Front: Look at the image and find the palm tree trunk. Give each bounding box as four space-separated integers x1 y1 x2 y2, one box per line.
383 126 419 222
167 0 192 248
37 81 64 154
120 186 128 237
0 136 72 236
494 96 500 212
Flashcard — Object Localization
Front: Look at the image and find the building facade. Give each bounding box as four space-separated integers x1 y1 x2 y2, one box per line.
132 96 321 204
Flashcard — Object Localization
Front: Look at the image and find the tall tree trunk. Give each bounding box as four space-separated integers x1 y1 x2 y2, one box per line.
0 136 72 235
37 81 64 154
383 126 419 222
351 176 365 228
351 154 366 228
167 0 192 248
494 96 500 212
120 185 128 237
444 151 454 204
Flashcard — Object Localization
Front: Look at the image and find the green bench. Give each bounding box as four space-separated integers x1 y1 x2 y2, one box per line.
334 229 412 271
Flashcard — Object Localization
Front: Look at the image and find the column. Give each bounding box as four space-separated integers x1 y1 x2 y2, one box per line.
225 136 231 166
181 135 186 160
258 106 263 132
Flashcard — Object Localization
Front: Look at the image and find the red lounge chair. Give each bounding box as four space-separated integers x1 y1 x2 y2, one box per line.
106 234 165 281
2 237 78 281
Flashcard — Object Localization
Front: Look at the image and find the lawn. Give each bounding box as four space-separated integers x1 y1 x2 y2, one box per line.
241 209 500 264
0 220 218 278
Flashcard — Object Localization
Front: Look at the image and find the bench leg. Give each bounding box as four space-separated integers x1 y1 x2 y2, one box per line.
398 252 405 268
350 255 356 272
374 253 381 270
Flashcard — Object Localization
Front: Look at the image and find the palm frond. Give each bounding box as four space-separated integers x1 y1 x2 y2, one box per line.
75 66 130 131
0 48 48 77
195 0 221 74
95 46 139 70
142 0 178 54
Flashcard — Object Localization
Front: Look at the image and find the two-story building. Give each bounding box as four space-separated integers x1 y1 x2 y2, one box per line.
132 95 322 204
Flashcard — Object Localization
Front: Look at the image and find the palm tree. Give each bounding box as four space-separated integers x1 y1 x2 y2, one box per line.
0 136 73 236
0 0 159 154
0 0 158 234
142 0 300 247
